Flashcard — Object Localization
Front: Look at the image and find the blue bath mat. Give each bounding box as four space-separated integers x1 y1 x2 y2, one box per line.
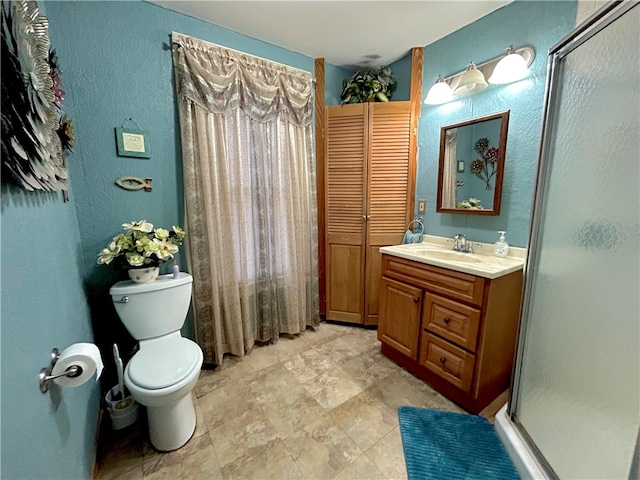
398 407 520 480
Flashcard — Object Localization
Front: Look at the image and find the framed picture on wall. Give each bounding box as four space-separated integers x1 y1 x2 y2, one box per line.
115 126 151 158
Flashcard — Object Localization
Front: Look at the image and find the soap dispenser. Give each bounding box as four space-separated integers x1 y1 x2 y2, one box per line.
494 231 509 257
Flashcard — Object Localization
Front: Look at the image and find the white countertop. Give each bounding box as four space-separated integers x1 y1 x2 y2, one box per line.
379 235 526 279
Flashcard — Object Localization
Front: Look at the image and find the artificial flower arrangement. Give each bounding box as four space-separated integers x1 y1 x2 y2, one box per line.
97 220 185 269
456 198 484 210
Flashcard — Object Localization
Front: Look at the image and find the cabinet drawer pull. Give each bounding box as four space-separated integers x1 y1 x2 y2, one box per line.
439 357 446 364
443 317 450 324
413 297 419 303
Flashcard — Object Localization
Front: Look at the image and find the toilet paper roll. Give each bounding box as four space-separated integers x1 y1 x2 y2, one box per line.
52 343 104 388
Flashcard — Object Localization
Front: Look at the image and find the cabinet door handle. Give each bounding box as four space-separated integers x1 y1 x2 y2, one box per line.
413 297 419 303
439 357 446 364
443 317 450 324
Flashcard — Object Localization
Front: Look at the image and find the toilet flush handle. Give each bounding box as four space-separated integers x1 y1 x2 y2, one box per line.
114 296 129 304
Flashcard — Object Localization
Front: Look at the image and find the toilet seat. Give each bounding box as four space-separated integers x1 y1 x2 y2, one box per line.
128 336 201 390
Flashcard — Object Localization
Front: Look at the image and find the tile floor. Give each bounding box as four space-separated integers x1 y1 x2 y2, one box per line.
95 322 468 480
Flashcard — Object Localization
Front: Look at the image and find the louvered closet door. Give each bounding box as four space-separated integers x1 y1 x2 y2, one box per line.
325 104 367 323
365 102 412 325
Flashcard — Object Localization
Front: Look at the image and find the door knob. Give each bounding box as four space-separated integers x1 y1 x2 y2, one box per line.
443 317 450 324
413 297 419 303
439 357 446 364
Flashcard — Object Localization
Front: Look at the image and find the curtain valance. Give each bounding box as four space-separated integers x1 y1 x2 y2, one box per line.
172 33 313 127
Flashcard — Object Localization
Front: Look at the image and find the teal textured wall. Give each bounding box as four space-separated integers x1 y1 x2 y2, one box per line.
1 2 100 477
417 0 577 246
388 52 412 101
325 63 354 106
1 184 99 479
44 0 314 369
0 4 314 477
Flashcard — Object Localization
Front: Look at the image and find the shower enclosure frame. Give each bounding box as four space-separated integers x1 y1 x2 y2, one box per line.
504 1 640 478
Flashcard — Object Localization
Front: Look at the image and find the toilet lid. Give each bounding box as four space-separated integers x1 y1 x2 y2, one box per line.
128 337 201 390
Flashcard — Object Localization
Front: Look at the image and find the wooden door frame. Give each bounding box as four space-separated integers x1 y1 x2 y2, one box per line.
408 46 423 223
314 58 326 317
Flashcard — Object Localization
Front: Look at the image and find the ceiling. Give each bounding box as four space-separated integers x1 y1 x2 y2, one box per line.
151 1 512 68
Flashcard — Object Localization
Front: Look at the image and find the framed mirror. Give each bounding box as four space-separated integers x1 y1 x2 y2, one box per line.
436 110 509 215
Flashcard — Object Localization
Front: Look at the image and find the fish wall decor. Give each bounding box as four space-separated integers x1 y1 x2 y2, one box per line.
115 176 152 192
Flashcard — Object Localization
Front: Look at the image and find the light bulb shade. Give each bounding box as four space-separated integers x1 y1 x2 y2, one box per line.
453 63 487 96
488 52 529 84
424 77 454 105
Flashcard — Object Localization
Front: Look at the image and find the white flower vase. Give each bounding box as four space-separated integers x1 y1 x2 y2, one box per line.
128 266 159 284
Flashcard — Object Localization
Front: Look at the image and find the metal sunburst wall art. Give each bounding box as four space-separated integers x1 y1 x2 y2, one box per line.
1 1 74 195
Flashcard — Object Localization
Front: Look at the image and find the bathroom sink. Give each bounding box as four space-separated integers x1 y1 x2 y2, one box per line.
379 236 526 279
413 249 484 263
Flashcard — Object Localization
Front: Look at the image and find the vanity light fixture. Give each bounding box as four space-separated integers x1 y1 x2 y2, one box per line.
454 62 487 96
424 76 454 105
488 46 530 84
424 46 536 105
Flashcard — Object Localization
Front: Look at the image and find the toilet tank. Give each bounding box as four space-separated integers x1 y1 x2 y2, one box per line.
110 273 193 340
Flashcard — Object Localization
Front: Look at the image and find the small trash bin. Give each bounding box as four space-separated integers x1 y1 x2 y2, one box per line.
105 385 139 430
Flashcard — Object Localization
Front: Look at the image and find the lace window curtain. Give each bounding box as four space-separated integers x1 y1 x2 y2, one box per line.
172 33 319 365
442 129 457 209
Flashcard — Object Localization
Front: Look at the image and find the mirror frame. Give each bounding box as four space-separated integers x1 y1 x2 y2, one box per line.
436 110 510 216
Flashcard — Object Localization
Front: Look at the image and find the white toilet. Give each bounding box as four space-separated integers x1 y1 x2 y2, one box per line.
109 272 203 451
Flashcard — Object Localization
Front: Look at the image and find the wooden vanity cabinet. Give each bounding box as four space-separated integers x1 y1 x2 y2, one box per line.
377 254 523 414
377 277 422 358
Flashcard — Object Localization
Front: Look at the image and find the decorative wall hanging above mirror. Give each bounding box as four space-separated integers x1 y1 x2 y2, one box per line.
436 111 509 216
1 1 74 193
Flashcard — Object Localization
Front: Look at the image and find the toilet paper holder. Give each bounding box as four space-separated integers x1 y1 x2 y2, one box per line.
39 347 83 393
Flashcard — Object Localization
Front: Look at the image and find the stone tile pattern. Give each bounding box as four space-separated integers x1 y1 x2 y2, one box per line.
95 323 467 480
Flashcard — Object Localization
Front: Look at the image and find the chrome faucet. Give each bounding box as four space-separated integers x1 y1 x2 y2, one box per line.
452 234 466 252
451 234 482 254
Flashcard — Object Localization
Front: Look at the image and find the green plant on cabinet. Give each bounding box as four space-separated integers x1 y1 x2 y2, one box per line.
341 66 397 104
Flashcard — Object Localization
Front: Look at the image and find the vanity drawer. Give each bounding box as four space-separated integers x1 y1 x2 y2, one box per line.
419 333 475 393
381 255 484 306
422 293 481 352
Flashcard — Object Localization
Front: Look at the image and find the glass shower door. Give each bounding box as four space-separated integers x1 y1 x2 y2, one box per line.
511 3 639 479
